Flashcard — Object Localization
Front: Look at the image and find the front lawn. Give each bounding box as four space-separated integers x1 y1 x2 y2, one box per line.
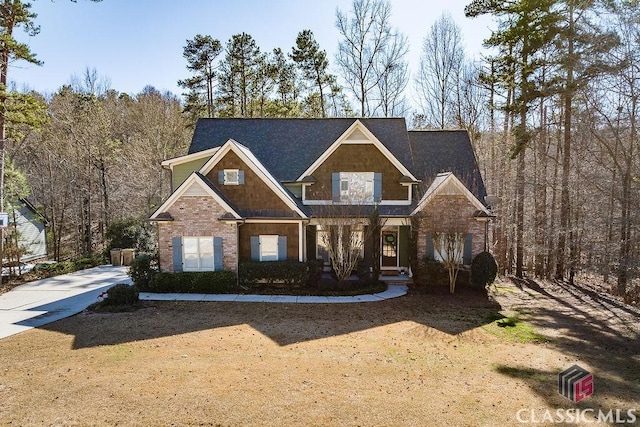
0 280 638 426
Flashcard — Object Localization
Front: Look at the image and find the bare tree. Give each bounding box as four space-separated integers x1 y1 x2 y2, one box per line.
315 203 380 283
335 0 406 117
419 197 469 293
372 30 409 117
414 13 464 129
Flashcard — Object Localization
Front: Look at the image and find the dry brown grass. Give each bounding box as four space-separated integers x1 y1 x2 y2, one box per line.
0 281 638 426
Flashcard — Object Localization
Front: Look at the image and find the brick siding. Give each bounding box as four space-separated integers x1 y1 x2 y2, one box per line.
157 196 238 272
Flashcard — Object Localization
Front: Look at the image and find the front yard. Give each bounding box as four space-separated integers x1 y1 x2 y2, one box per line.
0 279 638 426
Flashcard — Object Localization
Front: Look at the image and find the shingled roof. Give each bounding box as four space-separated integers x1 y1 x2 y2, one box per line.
189 118 412 182
188 119 486 201
408 130 486 200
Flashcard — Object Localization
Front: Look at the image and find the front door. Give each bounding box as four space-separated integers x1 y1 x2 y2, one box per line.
381 230 398 267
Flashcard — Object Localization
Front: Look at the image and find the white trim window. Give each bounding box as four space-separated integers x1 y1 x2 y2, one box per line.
259 235 279 261
183 237 215 271
223 169 240 185
340 172 374 203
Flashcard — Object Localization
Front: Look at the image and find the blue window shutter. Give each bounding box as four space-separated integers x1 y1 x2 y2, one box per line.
238 170 245 184
374 173 382 203
425 234 434 259
172 237 183 272
218 170 224 184
332 172 341 202
278 236 287 260
463 234 473 265
214 237 223 270
250 236 260 261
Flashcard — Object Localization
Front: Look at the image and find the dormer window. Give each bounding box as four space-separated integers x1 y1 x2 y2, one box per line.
218 169 244 185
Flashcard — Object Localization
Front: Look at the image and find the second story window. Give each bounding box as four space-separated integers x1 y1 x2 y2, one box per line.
219 169 244 186
224 169 239 185
333 172 380 203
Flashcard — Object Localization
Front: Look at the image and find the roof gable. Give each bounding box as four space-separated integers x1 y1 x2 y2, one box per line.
408 130 486 200
297 120 417 181
150 172 242 220
198 139 308 218
188 118 414 182
411 172 490 216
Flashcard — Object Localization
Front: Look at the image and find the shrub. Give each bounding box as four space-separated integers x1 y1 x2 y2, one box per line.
105 218 155 253
148 271 237 293
470 251 498 289
238 261 307 287
102 283 139 306
306 259 325 288
28 255 104 280
356 257 371 281
129 254 156 291
413 256 448 286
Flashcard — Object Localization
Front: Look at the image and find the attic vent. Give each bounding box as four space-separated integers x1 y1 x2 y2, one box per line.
346 128 369 141
441 179 463 196
183 181 208 196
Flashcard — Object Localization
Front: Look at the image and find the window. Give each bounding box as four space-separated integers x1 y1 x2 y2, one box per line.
183 237 215 271
316 225 364 265
340 172 374 203
332 172 380 204
223 169 239 185
433 234 464 263
250 235 287 261
259 235 279 261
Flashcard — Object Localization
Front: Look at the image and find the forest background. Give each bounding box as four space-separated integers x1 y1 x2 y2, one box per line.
3 0 639 301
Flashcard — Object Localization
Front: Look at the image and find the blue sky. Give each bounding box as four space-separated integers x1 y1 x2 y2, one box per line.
12 0 494 97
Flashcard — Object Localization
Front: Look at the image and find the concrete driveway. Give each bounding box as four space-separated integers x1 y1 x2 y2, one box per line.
0 265 131 340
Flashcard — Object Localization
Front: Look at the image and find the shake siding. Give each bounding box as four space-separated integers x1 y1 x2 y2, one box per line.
305 144 407 201
157 196 238 272
205 151 292 213
239 223 299 261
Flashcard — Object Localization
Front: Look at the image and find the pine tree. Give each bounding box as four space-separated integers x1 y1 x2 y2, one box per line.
291 30 332 117
178 34 222 119
466 0 562 278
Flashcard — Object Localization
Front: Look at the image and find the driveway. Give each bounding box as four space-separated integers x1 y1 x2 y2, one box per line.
0 265 131 340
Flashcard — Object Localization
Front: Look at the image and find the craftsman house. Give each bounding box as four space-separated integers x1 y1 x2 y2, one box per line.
150 118 491 275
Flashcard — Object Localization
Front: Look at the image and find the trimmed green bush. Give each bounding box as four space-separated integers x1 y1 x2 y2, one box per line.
148 271 237 293
356 257 371 281
412 256 448 286
129 254 156 291
102 283 139 306
238 261 307 287
306 259 325 288
470 251 498 289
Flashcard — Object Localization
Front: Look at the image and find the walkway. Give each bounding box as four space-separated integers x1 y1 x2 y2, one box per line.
0 265 131 340
139 284 407 304
0 266 408 341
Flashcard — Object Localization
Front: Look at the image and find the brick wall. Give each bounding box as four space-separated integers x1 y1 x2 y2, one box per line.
414 195 486 262
157 196 238 272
